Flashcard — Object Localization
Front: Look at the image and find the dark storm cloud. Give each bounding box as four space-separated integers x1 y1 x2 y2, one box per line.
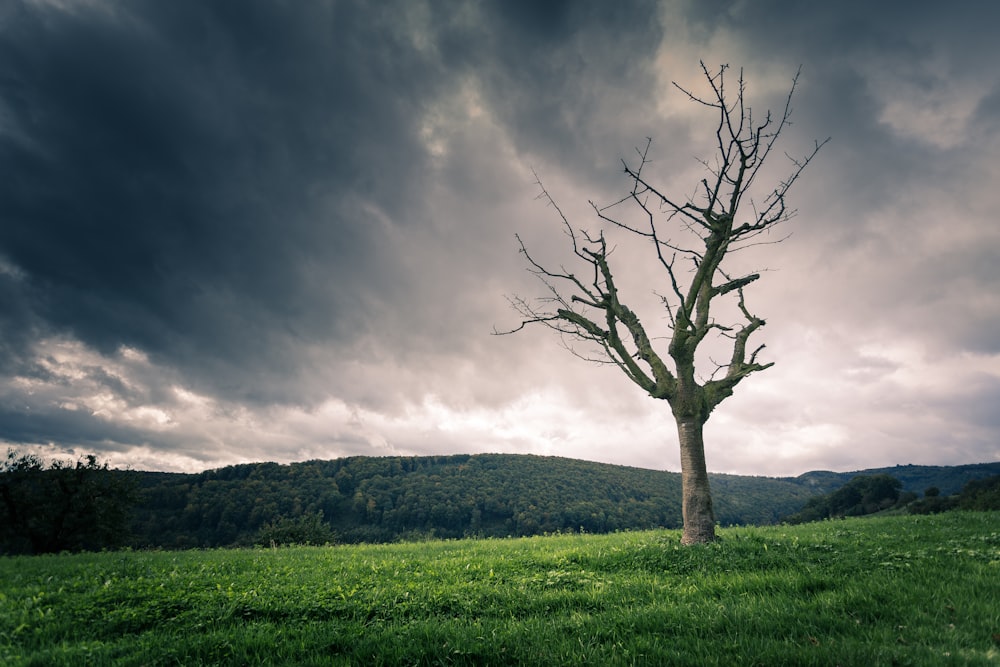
467 0 664 179
0 0 667 409
2 0 997 473
0 400 146 453
0 0 454 404
680 0 1000 203
679 0 1000 362
0 268 42 375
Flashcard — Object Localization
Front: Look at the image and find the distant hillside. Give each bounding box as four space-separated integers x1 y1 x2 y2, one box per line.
788 462 1000 496
123 454 999 549
127 454 815 548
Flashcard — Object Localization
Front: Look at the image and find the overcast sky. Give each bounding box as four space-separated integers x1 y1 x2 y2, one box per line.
1 0 998 477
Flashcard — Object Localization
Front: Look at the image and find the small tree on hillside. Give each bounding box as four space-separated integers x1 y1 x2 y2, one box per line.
498 63 825 544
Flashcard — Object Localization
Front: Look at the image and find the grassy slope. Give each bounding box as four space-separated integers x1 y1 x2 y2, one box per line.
2 512 998 666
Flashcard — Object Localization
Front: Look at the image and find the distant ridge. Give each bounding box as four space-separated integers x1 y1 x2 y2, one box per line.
788 461 1000 496
124 453 1000 549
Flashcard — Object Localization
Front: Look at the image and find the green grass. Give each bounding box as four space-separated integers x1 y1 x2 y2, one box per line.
2 512 998 666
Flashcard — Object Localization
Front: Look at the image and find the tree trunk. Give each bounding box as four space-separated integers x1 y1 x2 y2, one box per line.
676 416 716 544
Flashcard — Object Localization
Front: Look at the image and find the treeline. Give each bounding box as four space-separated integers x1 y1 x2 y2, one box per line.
906 475 1000 515
127 454 816 549
3 452 814 553
788 462 1000 497
782 473 1000 524
782 474 909 523
0 450 136 554
4 449 998 554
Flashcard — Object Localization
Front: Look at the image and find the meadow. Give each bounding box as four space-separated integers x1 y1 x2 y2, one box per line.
1 512 997 666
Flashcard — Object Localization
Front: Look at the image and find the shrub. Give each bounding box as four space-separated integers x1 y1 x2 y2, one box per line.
255 511 336 546
957 475 1000 511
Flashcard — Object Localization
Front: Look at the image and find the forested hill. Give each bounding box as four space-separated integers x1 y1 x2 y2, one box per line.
128 454 812 548
787 462 1000 496
125 454 998 549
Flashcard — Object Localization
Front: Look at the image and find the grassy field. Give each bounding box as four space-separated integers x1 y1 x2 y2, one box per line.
1 512 997 666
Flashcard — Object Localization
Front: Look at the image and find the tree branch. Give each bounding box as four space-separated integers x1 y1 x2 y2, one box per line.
497 62 823 421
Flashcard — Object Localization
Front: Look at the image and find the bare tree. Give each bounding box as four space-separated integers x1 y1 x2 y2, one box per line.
497 63 826 544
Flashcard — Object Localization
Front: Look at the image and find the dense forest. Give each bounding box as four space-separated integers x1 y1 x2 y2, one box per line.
3 451 999 554
0 450 136 554
126 454 820 549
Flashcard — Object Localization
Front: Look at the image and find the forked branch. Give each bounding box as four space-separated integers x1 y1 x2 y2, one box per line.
497 62 825 417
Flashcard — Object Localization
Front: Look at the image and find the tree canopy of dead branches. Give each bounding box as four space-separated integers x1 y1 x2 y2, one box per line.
498 62 826 544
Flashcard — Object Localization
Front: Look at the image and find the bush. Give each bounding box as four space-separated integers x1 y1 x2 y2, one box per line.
255 511 336 546
907 495 958 515
956 475 1000 511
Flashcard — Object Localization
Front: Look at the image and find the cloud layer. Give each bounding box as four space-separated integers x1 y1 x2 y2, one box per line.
1 0 998 475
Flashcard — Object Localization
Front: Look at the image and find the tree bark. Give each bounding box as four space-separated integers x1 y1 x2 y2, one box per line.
676 416 716 544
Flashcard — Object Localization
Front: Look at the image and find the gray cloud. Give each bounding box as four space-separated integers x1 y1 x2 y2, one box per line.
1 0 997 475
0 0 450 401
